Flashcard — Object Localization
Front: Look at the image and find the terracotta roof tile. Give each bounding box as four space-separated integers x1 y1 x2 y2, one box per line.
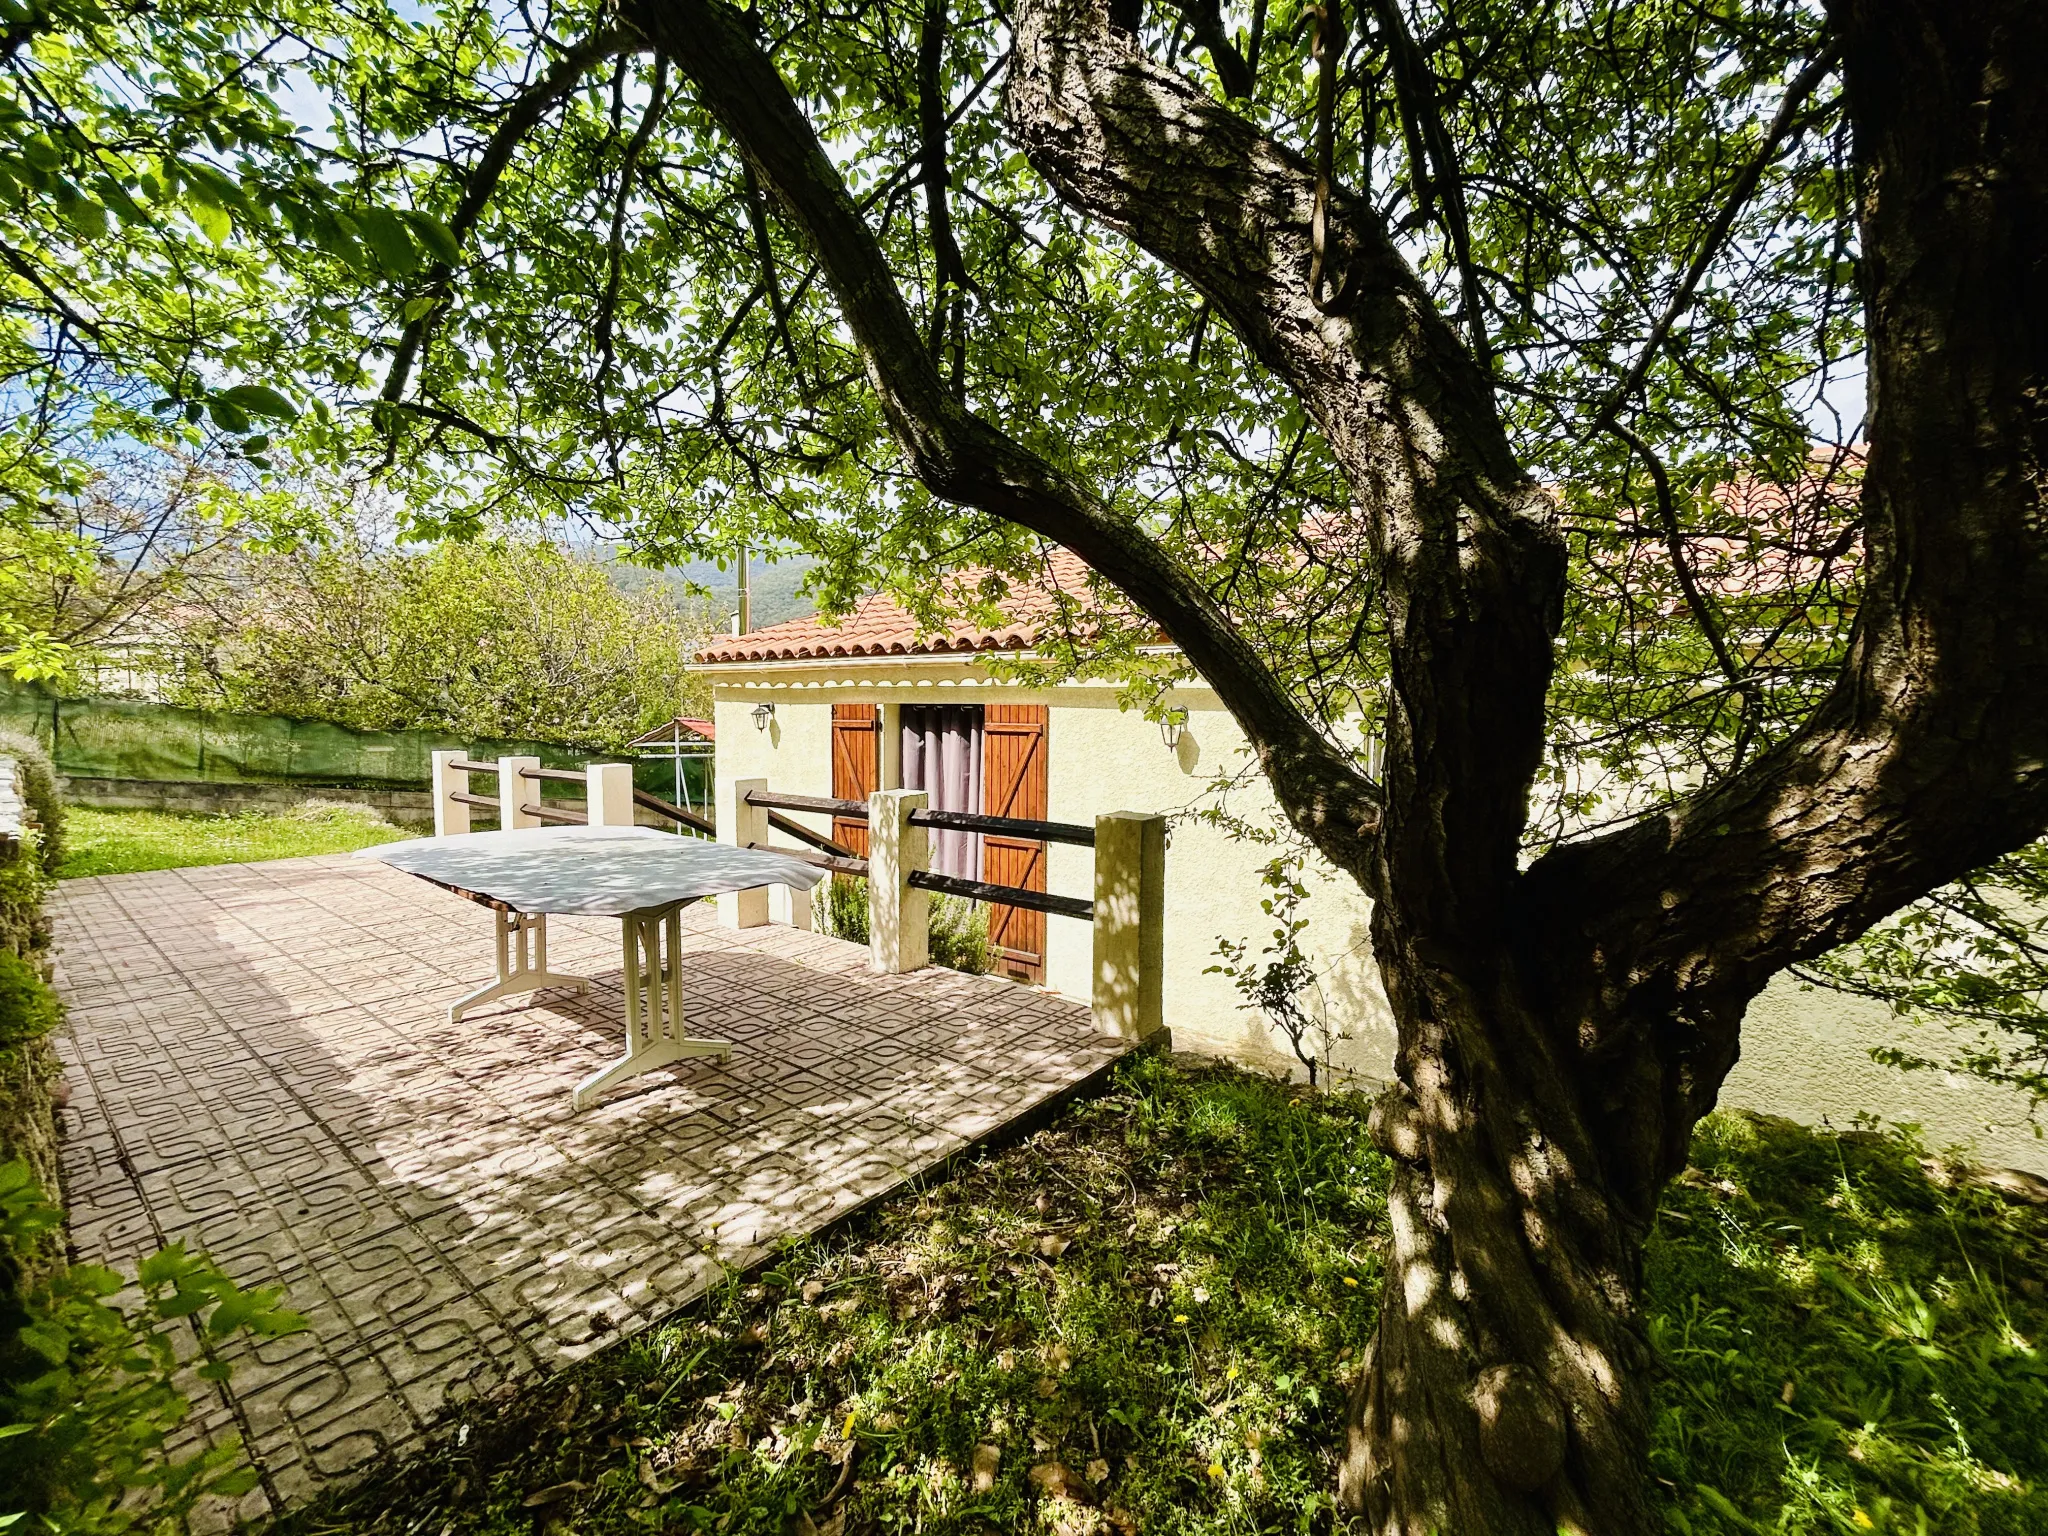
692 549 1101 664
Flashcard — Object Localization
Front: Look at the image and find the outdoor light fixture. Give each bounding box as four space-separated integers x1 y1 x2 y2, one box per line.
1159 708 1187 751
751 701 775 732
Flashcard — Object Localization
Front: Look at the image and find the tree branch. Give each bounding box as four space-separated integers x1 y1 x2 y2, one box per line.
1593 38 1842 429
1004 0 1563 937
1162 0 1254 99
917 0 973 381
628 0 1385 879
1364 0 1488 365
380 25 644 409
1522 0 2048 1143
595 55 671 401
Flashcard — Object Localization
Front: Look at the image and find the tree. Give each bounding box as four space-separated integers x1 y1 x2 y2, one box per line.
5 0 2044 1529
162 536 713 750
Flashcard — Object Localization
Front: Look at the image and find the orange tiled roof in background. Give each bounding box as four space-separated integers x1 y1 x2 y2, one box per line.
692 452 1861 665
691 549 1103 663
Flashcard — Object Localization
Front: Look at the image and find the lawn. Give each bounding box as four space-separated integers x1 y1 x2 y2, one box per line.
55 803 409 880
271 1054 2048 1536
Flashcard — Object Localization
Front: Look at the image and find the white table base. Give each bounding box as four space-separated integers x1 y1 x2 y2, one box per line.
449 909 591 1024
572 901 732 1111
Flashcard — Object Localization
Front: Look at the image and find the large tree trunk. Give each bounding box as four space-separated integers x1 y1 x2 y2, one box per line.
626 0 2047 1529
1338 3 2048 1526
1334 917 1666 1533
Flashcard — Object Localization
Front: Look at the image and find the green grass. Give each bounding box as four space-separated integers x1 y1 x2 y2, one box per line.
265 1057 2048 1536
55 803 408 880
1648 1114 2048 1535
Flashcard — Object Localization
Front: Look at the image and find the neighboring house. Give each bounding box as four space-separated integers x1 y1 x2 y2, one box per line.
691 552 2048 1174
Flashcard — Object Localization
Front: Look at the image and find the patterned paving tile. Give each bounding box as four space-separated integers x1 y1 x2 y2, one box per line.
46 853 1129 1524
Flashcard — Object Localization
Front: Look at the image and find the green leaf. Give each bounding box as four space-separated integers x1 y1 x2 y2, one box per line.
401 295 438 323
400 208 462 263
353 205 421 274
60 196 107 239
207 398 252 434
190 197 232 245
18 1320 69 1364
216 383 299 422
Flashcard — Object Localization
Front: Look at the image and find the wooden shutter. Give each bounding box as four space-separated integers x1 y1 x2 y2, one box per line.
982 704 1049 982
830 704 880 856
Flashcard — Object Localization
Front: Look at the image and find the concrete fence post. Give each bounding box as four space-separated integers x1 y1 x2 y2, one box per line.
868 788 929 974
1092 811 1165 1040
586 762 637 827
770 880 815 931
431 750 471 837
718 776 770 929
498 756 542 830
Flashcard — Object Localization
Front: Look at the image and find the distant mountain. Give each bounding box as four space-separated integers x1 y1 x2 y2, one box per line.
604 552 818 630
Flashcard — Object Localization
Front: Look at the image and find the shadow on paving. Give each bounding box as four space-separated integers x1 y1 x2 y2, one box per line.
44 855 1128 1527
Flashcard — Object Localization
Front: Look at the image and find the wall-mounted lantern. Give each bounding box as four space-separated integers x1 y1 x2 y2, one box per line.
751 701 775 732
1159 707 1187 751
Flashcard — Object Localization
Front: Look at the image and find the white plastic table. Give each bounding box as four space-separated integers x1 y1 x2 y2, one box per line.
359 827 824 1109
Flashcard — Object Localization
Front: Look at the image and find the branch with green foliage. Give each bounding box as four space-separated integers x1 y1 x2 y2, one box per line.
1803 841 2048 1123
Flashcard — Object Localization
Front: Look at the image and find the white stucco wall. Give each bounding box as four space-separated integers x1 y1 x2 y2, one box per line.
704 659 2046 1174
1038 686 1393 1081
1725 974 2045 1173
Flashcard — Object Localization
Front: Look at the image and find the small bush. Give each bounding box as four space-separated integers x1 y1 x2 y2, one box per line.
0 950 59 1053
1 1161 307 1532
815 872 870 946
928 892 991 974
813 875 994 976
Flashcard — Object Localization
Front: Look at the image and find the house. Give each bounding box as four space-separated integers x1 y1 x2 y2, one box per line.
690 552 2048 1174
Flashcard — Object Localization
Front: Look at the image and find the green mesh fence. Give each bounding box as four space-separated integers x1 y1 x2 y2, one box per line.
0 682 710 807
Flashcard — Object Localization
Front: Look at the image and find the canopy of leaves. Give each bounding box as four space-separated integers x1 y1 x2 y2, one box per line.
160 537 714 750
2 0 1858 767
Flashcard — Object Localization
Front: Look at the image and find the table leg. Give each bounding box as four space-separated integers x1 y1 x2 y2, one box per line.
449 909 592 1024
573 903 731 1110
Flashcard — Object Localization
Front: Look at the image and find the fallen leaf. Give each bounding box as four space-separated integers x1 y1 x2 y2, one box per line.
802 1280 825 1303
744 1321 771 1344
636 1460 671 1495
972 1442 1002 1493
1039 1233 1070 1259
1030 1461 1077 1497
1780 1379 1797 1404
1086 1457 1110 1484
521 1481 586 1508
1045 1342 1073 1373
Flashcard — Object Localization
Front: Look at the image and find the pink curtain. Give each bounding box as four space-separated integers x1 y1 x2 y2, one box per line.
901 705 984 878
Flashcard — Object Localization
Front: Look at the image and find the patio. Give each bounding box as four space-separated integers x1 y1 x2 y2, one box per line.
45 853 1133 1523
